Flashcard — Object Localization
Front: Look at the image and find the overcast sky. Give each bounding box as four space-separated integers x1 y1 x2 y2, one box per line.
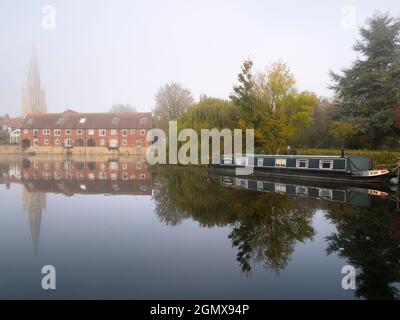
0 0 399 117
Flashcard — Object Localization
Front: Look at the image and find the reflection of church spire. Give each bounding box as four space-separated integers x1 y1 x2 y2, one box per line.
22 188 46 254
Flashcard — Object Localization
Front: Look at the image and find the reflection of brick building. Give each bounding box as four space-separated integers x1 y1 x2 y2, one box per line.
19 157 152 196
20 110 152 155
1 157 153 254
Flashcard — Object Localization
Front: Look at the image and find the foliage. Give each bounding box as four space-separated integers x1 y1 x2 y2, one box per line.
153 82 194 129
230 60 316 153
299 98 336 148
330 12 400 148
108 104 137 113
330 121 360 149
0 131 10 145
177 96 240 131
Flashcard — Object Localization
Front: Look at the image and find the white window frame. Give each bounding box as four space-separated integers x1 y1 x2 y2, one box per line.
33 139 38 146
55 139 60 145
43 129 51 135
140 129 145 136
122 139 127 146
64 138 73 147
111 129 117 136
33 129 38 136
54 129 61 136
65 129 71 135
100 139 105 146
99 129 106 136
320 160 333 170
23 129 28 134
44 139 49 145
122 129 128 137
77 129 83 135
88 129 94 135
296 159 309 169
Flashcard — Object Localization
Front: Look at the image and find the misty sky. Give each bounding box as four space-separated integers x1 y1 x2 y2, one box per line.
0 0 399 117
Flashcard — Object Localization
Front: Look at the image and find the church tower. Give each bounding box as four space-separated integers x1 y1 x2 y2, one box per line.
21 47 47 117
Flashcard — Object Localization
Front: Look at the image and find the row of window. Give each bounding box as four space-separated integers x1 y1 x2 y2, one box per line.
26 128 146 136
24 171 147 181
32 138 143 147
28 161 143 171
257 158 335 170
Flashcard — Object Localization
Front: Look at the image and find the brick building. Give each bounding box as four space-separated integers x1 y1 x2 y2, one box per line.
20 109 152 154
0 114 23 132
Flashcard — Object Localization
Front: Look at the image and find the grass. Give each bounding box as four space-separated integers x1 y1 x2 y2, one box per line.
298 148 400 169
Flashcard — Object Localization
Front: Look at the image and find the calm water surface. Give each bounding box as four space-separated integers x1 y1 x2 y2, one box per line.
0 155 399 299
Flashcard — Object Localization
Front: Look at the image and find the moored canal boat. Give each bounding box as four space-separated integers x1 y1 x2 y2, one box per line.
208 154 397 184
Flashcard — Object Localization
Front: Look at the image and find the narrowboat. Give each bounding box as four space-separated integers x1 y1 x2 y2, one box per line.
208 154 397 184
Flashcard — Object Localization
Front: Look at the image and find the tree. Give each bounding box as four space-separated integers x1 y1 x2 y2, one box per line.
0 131 10 145
230 60 316 153
330 121 360 150
299 98 336 148
108 104 137 113
153 82 194 129
177 96 240 132
330 12 400 148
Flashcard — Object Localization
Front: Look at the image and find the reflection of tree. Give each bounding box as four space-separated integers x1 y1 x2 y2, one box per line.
229 198 315 273
325 199 400 300
152 165 316 273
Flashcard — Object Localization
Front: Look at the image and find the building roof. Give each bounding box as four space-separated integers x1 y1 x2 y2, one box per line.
21 110 152 129
0 117 23 130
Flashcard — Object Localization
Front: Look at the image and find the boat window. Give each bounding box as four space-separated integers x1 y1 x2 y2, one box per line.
275 159 287 167
296 159 308 168
296 186 308 195
275 183 286 193
319 189 333 199
320 160 333 169
257 158 263 166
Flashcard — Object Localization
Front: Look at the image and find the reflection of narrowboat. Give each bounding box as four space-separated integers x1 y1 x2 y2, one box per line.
216 175 392 207
208 155 397 184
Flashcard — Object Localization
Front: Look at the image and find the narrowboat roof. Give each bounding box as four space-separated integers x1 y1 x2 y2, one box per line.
230 154 370 160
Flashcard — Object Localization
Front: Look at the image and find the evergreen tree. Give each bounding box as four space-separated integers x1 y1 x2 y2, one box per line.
330 13 400 147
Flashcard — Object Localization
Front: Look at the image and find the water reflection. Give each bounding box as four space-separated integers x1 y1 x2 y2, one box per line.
0 156 151 254
325 199 400 299
1 157 399 299
152 166 400 299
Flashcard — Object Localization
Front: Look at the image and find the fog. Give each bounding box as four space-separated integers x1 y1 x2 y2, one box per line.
0 0 399 117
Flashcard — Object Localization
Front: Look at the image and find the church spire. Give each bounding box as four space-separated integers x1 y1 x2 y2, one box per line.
21 46 47 117
26 46 41 89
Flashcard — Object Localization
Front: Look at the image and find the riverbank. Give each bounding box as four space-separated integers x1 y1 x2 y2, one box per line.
299 148 400 168
0 145 21 154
